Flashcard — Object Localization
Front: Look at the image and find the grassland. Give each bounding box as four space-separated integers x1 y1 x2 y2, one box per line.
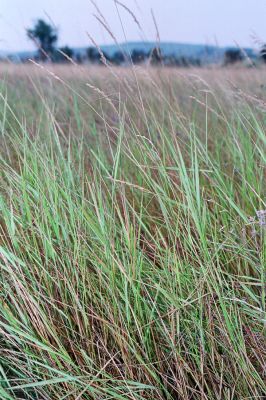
0 63 265 399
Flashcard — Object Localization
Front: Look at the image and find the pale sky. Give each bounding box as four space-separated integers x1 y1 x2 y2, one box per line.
0 0 265 52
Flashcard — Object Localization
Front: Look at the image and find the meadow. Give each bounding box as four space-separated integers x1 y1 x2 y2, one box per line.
0 63 265 399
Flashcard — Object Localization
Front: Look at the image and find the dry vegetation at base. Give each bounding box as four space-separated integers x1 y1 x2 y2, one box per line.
0 63 265 399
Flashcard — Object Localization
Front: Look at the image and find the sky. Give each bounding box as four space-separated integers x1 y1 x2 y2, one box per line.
0 0 265 52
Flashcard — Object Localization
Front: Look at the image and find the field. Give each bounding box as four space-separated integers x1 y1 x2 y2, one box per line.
0 63 265 399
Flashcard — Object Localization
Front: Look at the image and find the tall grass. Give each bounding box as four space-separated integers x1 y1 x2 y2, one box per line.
0 64 265 399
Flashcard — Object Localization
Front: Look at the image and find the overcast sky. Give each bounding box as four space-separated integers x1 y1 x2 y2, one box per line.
1 0 265 52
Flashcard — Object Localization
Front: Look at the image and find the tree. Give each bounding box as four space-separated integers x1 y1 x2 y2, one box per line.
131 49 147 64
149 47 163 65
111 51 125 65
27 19 58 61
224 49 243 65
55 46 74 63
87 46 102 64
259 44 266 63
86 46 110 65
76 53 86 64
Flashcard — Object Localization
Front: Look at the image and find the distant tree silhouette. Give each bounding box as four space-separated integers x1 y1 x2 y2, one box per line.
163 55 201 67
27 19 58 61
86 46 110 64
131 49 147 64
111 51 125 65
60 46 73 59
75 53 86 64
259 44 266 63
224 49 243 65
87 47 100 63
149 47 163 65
54 46 74 63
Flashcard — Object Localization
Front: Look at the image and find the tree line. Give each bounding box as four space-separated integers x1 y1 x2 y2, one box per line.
18 18 266 66
25 19 202 66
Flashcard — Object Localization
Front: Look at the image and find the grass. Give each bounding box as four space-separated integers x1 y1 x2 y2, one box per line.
0 63 265 399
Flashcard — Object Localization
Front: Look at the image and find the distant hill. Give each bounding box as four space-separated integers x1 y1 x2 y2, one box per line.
0 41 257 64
73 42 257 63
